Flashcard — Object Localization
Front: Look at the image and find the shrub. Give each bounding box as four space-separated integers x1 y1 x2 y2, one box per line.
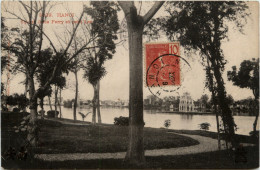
13 107 20 113
114 116 129 126
2 106 8 111
5 94 29 110
47 110 59 118
13 114 30 133
64 99 73 108
199 122 211 131
164 119 171 128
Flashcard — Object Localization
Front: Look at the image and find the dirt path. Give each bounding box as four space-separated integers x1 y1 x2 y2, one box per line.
34 133 223 161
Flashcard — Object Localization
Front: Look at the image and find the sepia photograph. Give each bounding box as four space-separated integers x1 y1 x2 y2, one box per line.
1 0 259 169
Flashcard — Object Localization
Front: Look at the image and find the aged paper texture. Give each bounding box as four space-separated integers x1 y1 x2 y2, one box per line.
1 1 259 169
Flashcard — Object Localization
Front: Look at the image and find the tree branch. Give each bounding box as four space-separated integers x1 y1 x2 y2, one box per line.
118 1 134 16
62 11 84 56
143 1 164 25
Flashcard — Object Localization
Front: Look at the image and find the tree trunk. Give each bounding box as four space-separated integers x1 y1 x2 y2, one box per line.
97 80 101 124
48 96 53 110
210 5 235 148
253 98 259 133
118 1 164 166
212 95 221 150
206 58 221 150
23 75 28 112
253 113 259 132
92 85 97 124
209 75 221 150
54 85 58 118
215 109 221 150
210 57 236 147
40 97 44 119
59 88 62 118
73 70 78 121
27 75 38 147
124 22 145 166
40 98 44 110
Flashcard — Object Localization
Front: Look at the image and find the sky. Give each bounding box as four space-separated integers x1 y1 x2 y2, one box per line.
1 1 259 101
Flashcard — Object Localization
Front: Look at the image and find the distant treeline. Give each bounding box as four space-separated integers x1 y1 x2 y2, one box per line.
63 99 74 108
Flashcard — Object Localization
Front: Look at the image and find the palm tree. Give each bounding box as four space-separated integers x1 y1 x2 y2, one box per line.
83 1 119 124
83 57 106 124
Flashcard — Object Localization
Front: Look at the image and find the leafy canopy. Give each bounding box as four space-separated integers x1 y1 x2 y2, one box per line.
227 58 259 99
83 1 119 86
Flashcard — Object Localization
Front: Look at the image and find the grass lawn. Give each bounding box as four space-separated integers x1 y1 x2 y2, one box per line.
168 129 259 144
1 112 259 169
2 112 199 155
2 146 258 169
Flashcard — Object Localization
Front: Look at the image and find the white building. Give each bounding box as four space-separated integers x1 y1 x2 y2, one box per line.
179 92 195 112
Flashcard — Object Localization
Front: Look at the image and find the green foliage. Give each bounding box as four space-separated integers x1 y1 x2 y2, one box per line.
227 58 259 133
36 49 68 105
227 58 259 99
47 110 59 118
63 99 74 108
12 108 20 113
5 93 29 110
114 116 129 126
83 57 106 86
152 1 249 146
37 49 68 89
37 86 52 101
146 1 249 75
85 1 119 63
1 83 5 97
12 113 42 154
164 119 171 129
163 1 248 54
199 122 211 131
200 94 209 104
226 95 234 106
83 1 119 86
4 28 41 75
1 17 10 73
13 114 30 133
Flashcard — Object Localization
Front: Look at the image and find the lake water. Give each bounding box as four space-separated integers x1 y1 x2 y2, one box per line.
43 106 257 136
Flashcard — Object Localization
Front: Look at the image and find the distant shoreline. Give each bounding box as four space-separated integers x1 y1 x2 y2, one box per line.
160 111 213 115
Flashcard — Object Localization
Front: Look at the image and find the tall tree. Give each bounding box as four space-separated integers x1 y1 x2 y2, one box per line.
36 48 54 115
1 18 9 97
200 94 209 109
37 86 52 117
205 64 221 150
152 1 249 148
3 1 96 146
228 58 259 133
118 1 164 166
37 50 67 118
53 76 66 118
226 94 234 106
83 1 119 124
84 57 106 124
70 59 80 121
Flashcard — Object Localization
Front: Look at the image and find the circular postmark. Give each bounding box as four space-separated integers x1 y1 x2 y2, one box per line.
146 54 191 98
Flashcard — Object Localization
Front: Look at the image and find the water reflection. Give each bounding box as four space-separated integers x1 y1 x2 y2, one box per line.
180 114 193 120
42 105 256 136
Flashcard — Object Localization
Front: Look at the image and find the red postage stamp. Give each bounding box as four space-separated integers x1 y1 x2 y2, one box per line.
145 42 181 87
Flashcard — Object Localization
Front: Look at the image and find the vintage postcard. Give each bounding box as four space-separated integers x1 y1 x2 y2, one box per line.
1 1 259 169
